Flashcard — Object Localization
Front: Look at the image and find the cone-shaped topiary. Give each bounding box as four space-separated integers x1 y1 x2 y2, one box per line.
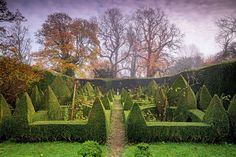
124 93 133 110
228 94 236 141
83 82 94 95
44 86 61 120
171 75 188 90
107 90 114 102
174 86 197 121
203 95 229 139
95 86 102 97
0 94 11 121
168 75 189 106
121 88 128 104
155 88 168 121
126 103 146 141
30 85 42 111
13 92 35 124
50 76 71 105
87 97 107 142
101 95 110 110
147 80 158 97
199 85 212 111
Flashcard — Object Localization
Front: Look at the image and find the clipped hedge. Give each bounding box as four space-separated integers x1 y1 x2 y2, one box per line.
124 93 133 110
228 94 236 142
203 95 229 140
77 60 236 96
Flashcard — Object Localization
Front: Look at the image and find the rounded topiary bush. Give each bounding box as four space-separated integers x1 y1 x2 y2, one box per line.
77 140 102 157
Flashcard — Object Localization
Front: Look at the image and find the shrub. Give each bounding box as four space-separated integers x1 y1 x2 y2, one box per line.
126 103 146 141
83 82 94 95
203 95 229 140
174 86 197 121
50 76 71 105
147 80 158 97
121 88 128 104
30 85 43 111
0 94 12 121
77 141 102 157
155 88 168 121
134 143 152 157
168 75 188 106
199 85 212 110
87 97 108 143
44 86 61 120
32 110 48 122
95 86 102 97
13 92 35 124
101 95 110 110
228 94 236 142
107 90 114 102
124 93 133 110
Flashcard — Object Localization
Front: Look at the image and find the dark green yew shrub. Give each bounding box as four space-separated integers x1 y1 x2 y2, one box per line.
50 76 71 105
107 90 114 102
168 75 188 106
30 85 43 111
44 86 61 120
199 85 212 111
87 97 108 142
147 80 158 97
121 88 128 104
77 141 102 157
134 143 152 157
228 94 236 142
124 93 133 110
203 95 229 140
83 82 94 95
174 86 197 121
101 95 110 110
0 94 12 121
155 88 168 121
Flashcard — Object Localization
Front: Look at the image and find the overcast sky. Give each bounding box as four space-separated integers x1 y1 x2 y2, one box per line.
6 0 236 57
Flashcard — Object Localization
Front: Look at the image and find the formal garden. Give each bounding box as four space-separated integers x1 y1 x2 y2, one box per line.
0 60 236 156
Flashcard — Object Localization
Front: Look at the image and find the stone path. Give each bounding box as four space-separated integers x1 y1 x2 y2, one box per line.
107 97 126 157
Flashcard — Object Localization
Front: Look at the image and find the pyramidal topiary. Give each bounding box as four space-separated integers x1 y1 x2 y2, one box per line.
124 93 133 110
101 95 110 110
155 88 168 121
203 95 229 138
171 75 188 90
95 86 102 97
83 82 94 95
174 85 197 121
0 94 11 121
168 75 189 106
30 85 42 111
126 103 146 141
44 86 61 120
87 97 107 141
107 90 114 102
121 88 128 104
13 92 35 124
147 80 158 96
50 76 71 105
228 94 236 140
199 85 212 111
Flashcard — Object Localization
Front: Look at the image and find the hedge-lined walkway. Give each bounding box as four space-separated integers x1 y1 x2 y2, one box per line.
107 97 126 157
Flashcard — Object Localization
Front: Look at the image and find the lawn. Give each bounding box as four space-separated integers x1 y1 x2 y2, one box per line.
123 142 236 157
0 141 107 157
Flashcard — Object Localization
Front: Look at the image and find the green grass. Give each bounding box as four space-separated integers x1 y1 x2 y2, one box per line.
123 142 236 157
146 122 210 127
0 141 107 157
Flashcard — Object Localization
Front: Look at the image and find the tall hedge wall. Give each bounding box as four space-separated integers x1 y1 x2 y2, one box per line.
77 60 236 96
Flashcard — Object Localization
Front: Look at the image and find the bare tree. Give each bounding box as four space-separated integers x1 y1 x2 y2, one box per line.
216 15 236 60
99 8 130 78
0 20 31 63
0 0 24 23
133 7 183 77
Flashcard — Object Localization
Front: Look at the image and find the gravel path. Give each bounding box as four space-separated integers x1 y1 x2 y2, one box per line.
107 97 126 157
